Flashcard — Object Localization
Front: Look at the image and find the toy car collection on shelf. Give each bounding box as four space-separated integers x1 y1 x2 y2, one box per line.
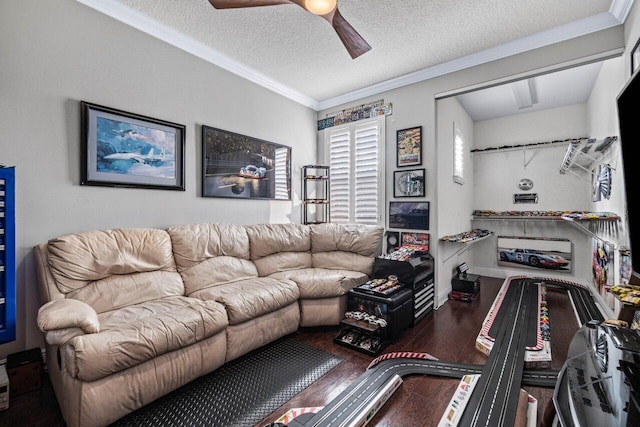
0 167 15 344
334 277 413 355
302 165 330 224
471 210 620 220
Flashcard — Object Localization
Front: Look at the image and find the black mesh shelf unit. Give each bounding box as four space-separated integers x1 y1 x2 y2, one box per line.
372 253 435 325
302 165 329 224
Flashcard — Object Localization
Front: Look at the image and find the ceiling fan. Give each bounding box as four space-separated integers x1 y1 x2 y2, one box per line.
208 0 372 59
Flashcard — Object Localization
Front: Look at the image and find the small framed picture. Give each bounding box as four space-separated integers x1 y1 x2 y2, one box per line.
389 201 429 230
396 126 422 167
81 101 185 190
393 169 425 197
400 232 430 250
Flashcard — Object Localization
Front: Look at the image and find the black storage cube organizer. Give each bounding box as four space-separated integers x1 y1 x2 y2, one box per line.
348 287 413 339
372 253 435 325
334 285 413 355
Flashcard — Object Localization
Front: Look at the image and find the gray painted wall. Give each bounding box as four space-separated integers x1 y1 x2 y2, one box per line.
0 0 317 359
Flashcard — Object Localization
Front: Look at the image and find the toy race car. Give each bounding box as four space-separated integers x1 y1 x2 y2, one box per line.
239 165 267 179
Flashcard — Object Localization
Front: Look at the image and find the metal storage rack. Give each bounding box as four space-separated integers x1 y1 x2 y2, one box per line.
0 167 15 344
302 165 330 224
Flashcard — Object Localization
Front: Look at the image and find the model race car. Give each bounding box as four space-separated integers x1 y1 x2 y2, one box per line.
239 165 267 179
499 248 569 269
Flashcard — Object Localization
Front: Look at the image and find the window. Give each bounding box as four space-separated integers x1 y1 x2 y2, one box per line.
453 123 465 184
324 116 385 225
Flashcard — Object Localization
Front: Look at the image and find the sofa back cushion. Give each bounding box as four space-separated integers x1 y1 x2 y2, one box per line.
46 228 183 313
310 223 384 275
245 223 312 276
167 223 258 294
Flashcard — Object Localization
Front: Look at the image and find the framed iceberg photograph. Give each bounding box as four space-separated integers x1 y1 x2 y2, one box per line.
81 101 185 190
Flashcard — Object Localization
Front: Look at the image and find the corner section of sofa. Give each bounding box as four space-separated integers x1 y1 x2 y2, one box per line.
247 222 384 326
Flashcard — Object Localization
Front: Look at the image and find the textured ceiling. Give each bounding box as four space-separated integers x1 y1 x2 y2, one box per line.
83 0 628 109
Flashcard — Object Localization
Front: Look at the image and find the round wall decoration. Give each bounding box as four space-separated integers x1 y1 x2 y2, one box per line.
518 178 534 191
593 164 612 201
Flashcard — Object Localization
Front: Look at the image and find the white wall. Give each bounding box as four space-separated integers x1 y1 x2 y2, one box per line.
461 56 628 291
587 55 627 240
0 0 317 359
472 104 590 212
435 96 476 300
319 25 624 307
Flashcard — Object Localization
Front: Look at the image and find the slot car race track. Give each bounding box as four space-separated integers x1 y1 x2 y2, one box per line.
456 279 536 427
281 276 604 427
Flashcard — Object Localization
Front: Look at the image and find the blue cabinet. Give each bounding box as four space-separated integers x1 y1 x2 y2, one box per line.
0 167 15 344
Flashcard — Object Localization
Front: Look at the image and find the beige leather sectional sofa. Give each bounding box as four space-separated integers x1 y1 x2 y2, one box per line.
34 222 383 427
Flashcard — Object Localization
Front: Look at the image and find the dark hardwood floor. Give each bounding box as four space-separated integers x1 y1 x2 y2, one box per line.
1 276 580 427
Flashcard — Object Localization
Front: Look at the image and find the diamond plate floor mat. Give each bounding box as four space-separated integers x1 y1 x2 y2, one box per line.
111 337 342 427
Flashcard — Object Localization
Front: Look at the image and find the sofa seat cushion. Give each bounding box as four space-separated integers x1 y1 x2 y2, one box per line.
189 277 300 325
269 268 368 299
69 296 228 382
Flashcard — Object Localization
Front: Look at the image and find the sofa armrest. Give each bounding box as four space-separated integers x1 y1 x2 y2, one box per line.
42 328 88 346
37 299 100 337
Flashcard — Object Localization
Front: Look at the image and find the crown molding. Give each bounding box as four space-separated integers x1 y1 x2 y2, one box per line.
77 0 632 112
75 0 319 109
316 8 628 110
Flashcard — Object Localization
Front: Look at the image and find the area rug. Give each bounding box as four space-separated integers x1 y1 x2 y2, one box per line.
112 337 342 427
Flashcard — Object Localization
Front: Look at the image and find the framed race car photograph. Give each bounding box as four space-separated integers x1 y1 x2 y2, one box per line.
497 236 572 272
202 125 292 200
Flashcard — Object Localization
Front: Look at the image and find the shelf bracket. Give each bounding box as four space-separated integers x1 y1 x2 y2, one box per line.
523 148 536 169
561 217 622 249
443 244 472 263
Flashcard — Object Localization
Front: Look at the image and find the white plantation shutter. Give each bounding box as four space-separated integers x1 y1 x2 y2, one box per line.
326 116 385 225
329 129 351 223
274 147 290 199
354 121 380 224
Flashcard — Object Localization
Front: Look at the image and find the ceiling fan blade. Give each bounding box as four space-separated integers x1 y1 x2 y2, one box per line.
328 7 371 59
210 0 371 58
208 0 292 9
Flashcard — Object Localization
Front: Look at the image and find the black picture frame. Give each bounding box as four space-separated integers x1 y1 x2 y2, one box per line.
81 101 185 191
389 201 430 230
400 232 430 250
393 169 425 197
202 125 292 200
396 126 422 167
